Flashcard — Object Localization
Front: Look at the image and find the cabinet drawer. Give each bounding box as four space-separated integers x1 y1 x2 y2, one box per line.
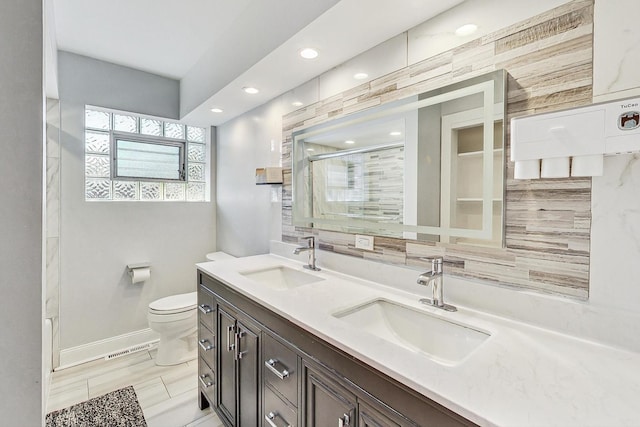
198 357 216 408
198 285 215 331
264 384 297 427
198 322 215 367
263 332 298 407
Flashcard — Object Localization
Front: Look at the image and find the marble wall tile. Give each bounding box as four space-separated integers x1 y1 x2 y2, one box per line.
282 1 594 298
46 98 60 159
46 157 60 238
593 0 640 99
46 98 61 368
590 154 640 310
46 237 59 319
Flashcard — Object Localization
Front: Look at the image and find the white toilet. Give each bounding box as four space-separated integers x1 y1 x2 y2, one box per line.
148 292 198 366
148 252 235 366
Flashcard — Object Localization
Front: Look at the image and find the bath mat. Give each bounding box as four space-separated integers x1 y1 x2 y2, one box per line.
46 385 147 427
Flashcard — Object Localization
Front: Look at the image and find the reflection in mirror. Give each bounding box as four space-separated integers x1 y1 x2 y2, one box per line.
292 70 506 247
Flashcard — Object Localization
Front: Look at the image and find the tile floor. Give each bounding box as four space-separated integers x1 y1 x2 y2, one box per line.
47 348 223 427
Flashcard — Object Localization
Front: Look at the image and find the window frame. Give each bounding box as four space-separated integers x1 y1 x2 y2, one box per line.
110 131 186 183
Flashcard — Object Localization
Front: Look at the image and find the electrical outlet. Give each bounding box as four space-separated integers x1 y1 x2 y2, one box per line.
355 234 374 251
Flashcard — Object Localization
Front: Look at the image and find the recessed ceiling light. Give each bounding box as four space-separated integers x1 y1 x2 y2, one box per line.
345 140 355 144
210 108 223 113
300 48 319 59
353 72 368 80
455 24 478 37
243 86 259 94
306 148 315 152
292 101 304 107
389 131 402 136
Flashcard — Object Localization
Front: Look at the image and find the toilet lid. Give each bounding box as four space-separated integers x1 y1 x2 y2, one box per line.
149 292 197 314
205 251 236 262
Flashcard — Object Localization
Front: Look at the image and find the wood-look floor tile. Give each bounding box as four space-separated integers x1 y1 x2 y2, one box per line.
162 362 198 398
185 412 224 427
46 379 88 413
133 377 171 410
144 389 211 427
88 358 188 398
47 349 211 426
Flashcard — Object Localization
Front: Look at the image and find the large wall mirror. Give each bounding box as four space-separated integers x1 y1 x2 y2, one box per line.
292 70 506 247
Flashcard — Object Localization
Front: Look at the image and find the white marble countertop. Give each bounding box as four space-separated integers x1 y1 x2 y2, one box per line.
197 254 640 427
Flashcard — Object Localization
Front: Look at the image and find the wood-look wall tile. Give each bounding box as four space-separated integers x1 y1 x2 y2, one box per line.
481 0 593 45
282 0 595 299
495 6 593 54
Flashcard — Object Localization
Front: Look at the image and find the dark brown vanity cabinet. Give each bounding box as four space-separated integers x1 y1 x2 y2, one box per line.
217 305 261 426
198 271 477 427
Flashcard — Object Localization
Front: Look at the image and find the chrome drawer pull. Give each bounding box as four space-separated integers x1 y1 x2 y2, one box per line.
198 339 214 351
265 411 292 427
235 331 246 361
227 325 235 352
198 304 213 314
265 358 290 380
199 374 213 388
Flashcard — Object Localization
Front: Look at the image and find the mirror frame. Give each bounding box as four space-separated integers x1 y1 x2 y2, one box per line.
292 69 507 243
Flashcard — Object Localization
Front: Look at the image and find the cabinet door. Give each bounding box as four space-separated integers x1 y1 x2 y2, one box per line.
305 366 356 427
359 400 404 427
237 320 260 426
218 308 236 426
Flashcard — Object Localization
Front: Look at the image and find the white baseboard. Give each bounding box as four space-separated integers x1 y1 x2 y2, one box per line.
58 328 159 370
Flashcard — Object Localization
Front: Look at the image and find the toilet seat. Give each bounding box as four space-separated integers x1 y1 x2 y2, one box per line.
149 292 196 315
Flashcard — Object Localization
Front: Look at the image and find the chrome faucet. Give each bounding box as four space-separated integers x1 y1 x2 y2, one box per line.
293 236 321 271
417 257 456 312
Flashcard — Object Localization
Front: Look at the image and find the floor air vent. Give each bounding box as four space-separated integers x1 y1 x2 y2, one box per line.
105 343 154 361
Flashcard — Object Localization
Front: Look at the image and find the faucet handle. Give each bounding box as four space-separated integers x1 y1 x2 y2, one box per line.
424 256 443 274
300 236 315 247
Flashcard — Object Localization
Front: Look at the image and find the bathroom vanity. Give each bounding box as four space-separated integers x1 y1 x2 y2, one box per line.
196 267 472 426
196 254 640 427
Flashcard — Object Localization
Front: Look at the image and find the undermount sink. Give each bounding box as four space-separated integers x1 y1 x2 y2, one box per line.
240 265 325 290
333 299 489 365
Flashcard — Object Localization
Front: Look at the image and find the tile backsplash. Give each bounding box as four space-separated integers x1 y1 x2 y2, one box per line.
282 1 594 299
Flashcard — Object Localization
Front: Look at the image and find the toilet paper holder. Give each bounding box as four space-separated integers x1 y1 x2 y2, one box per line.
127 262 151 284
127 262 150 272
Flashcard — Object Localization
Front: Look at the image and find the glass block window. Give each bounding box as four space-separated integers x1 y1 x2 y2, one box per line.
84 106 209 202
187 126 205 142
113 114 139 133
140 118 162 136
140 182 163 201
164 122 185 139
85 109 110 130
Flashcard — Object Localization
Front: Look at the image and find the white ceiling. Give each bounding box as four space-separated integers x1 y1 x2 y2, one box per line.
52 0 464 126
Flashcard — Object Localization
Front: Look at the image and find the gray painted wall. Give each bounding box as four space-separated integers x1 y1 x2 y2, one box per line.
216 100 283 256
59 51 180 120
0 0 43 424
58 53 216 349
